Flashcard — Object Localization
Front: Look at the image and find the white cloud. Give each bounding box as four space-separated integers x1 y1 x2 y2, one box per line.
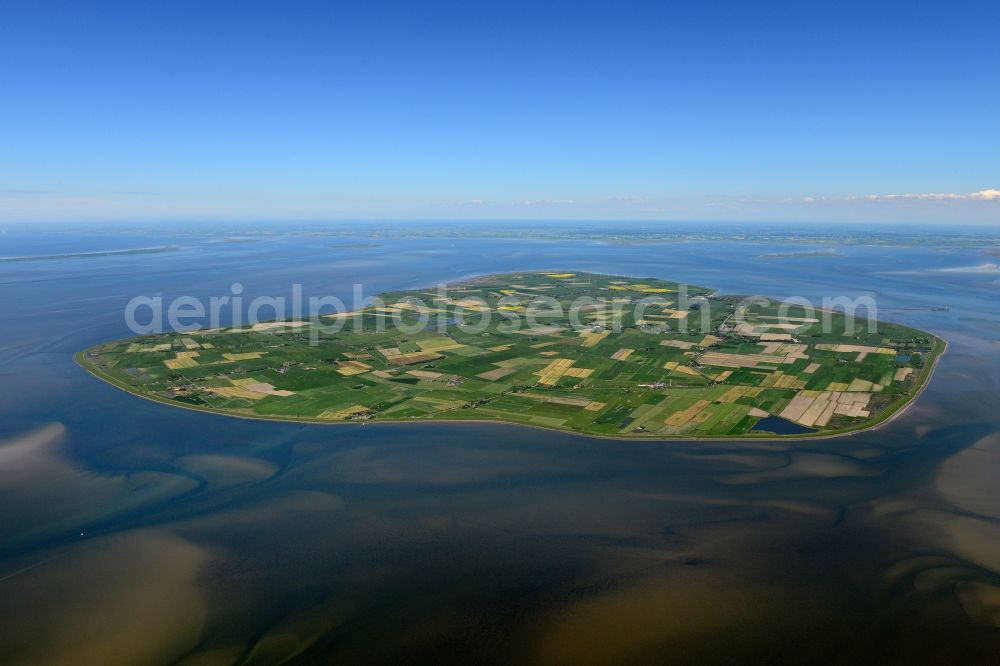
519 199 575 206
795 188 1000 204
860 188 1000 202
602 196 649 205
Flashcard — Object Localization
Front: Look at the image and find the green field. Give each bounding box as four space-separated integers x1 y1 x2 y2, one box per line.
78 271 945 438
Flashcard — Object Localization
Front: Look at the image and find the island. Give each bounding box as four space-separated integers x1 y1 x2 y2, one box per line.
77 272 945 438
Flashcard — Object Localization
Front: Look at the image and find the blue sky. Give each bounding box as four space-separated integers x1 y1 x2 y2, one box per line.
1 1 998 223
